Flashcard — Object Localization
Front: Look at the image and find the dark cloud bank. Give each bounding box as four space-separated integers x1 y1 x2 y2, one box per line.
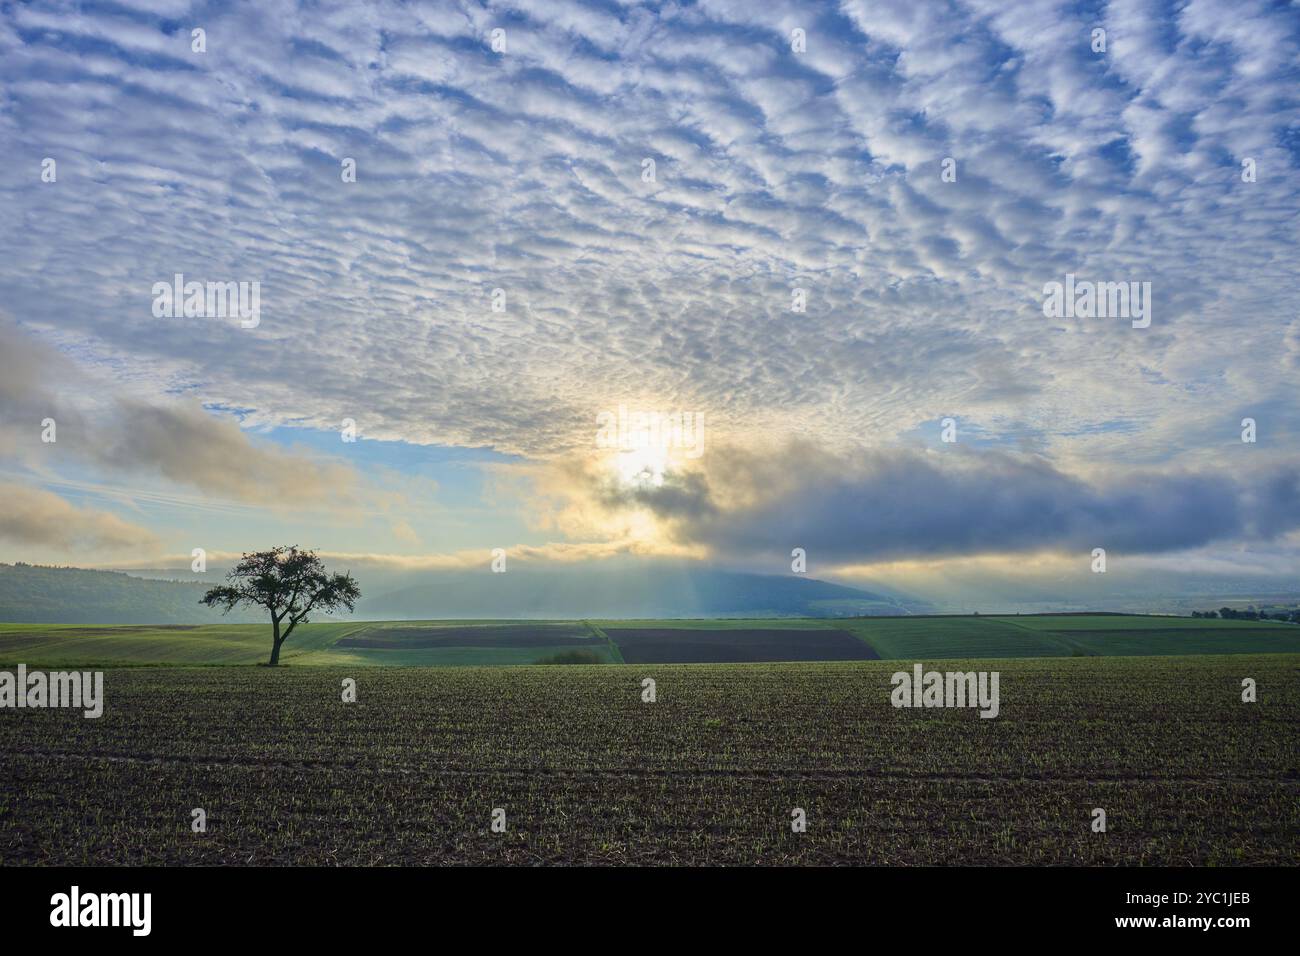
623 443 1300 563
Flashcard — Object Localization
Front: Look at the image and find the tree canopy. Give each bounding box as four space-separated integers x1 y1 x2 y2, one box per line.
201 547 360 665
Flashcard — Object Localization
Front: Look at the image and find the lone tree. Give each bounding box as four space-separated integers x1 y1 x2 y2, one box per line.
201 547 360 666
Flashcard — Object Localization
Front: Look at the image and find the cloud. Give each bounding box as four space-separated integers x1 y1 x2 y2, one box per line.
0 1 1296 581
0 481 159 552
562 440 1300 564
94 399 357 504
0 316 357 506
0 0 1291 470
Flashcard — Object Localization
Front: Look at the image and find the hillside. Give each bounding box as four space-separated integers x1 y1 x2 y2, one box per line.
0 563 262 624
358 567 920 619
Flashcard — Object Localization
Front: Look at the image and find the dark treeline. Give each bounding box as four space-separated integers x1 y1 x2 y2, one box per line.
1192 607 1300 622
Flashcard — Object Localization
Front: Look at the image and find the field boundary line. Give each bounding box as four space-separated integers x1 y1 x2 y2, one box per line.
307 621 379 654
840 623 885 658
996 616 1087 656
583 620 625 663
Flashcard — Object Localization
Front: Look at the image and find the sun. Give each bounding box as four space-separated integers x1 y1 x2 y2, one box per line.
610 448 670 489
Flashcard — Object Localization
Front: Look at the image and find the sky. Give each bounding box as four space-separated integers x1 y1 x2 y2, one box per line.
0 0 1298 605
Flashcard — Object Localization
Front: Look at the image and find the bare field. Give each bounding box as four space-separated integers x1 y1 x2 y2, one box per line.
336 623 598 649
1 654 1296 865
610 627 879 663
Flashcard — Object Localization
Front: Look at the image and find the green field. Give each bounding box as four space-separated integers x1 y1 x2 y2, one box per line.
1 614 1297 666
1 654 1295 865
0 621 365 666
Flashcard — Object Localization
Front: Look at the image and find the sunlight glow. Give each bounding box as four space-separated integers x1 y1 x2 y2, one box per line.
610 448 669 489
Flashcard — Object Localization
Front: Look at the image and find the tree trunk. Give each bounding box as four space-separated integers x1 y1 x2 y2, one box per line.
268 616 282 666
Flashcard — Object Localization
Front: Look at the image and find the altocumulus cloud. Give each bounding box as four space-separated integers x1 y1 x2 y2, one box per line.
0 1 1296 572
0 0 1294 466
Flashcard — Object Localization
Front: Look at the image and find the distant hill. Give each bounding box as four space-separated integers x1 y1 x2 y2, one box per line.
0 563 261 624
358 566 923 619
0 561 923 624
